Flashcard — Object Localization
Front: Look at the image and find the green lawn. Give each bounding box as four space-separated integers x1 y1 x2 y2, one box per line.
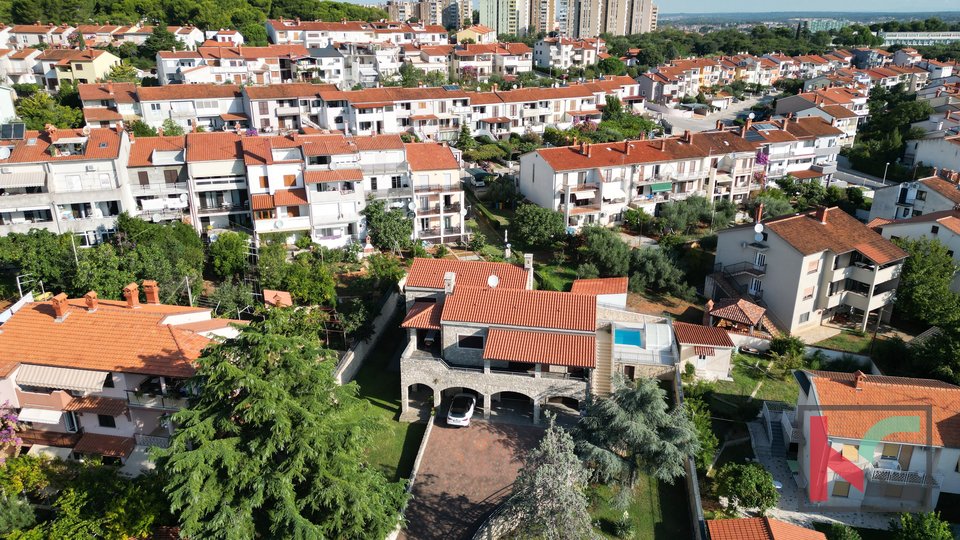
814 330 876 355
589 474 692 539
710 354 799 421
352 322 427 483
535 264 578 292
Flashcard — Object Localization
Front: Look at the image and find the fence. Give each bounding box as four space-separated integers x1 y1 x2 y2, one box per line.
334 288 402 384
673 368 706 540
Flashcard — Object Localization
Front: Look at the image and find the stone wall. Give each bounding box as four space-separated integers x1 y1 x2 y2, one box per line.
441 322 487 366
335 289 402 384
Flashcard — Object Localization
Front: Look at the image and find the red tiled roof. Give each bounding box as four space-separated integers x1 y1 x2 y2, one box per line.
707 517 826 540
184 132 242 162
263 289 292 307
710 298 766 326
304 169 362 183
808 371 960 448
128 136 186 167
405 258 528 290
441 286 596 331
570 277 628 295
874 209 960 235
251 194 275 210
78 82 137 103
401 301 442 330
673 322 735 347
272 188 308 206
353 134 405 151
918 175 960 205
404 142 459 171
483 328 595 367
694 346 715 356
83 108 123 122
137 84 242 102
0 128 123 164
763 207 907 265
73 432 136 458
63 395 128 416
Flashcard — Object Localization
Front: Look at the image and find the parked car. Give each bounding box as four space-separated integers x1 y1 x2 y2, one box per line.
446 393 477 427
470 176 486 188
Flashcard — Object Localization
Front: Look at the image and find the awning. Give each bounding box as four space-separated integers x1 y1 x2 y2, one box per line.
26 444 74 460
17 408 64 425
409 114 438 121
650 181 672 193
603 185 627 199
481 117 511 124
694 346 716 356
251 193 275 211
353 101 392 109
219 112 248 121
483 328 596 368
73 433 135 459
0 171 46 188
16 364 108 393
304 169 363 183
64 396 128 416
571 189 595 199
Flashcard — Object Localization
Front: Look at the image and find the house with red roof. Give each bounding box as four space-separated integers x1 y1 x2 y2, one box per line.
868 173 960 222
871 209 960 292
0 281 240 474
266 19 448 49
708 206 907 334
707 517 825 540
673 322 735 380
788 370 960 511
399 258 679 422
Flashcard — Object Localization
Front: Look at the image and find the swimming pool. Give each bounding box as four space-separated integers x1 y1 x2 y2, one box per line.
614 328 643 347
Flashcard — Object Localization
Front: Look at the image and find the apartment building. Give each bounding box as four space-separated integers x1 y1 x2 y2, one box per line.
403 44 453 75
78 82 138 128
451 43 533 80
399 258 678 423
906 135 960 173
183 132 252 234
404 142 467 244
137 84 247 132
479 0 531 36
0 48 42 86
602 0 658 36
156 44 310 85
265 20 448 49
456 24 498 44
37 49 120 90
868 174 960 222
243 83 335 132
638 58 723 106
533 37 605 71
0 126 133 245
789 370 960 511
775 87 870 125
870 209 960 292
334 42 403 87
519 131 760 230
75 24 126 46
11 24 75 47
707 207 907 334
743 116 844 181
0 282 238 474
126 136 190 224
302 47 346 85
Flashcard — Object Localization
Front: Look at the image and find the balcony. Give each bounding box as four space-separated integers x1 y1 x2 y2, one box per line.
369 187 413 199
415 184 462 193
869 467 940 487
276 105 300 116
724 261 767 277
131 182 188 194
169 109 196 118
417 205 441 216
198 202 247 215
443 202 461 213
843 289 895 312
134 432 171 448
126 390 188 410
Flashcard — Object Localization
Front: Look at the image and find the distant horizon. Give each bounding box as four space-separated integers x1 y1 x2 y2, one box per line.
656 0 960 15
660 9 960 15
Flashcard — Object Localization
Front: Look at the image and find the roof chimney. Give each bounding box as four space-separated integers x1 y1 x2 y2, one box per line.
586 144 592 158
716 119 723 130
703 299 714 325
122 282 140 309
815 206 828 224
51 293 69 322
660 137 666 152
143 280 160 304
83 291 98 312
443 271 456 295
854 370 867 390
756 202 764 223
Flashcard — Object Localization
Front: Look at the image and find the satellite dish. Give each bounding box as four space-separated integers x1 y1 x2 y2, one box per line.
151 213 162 223
407 202 416 211
274 220 284 229
179 193 188 202
755 233 764 242
0 147 9 160
748 112 756 120
753 223 764 233
487 274 499 288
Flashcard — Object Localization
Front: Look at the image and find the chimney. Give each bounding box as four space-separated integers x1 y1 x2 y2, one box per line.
854 370 867 390
623 140 629 154
703 299 714 325
143 280 160 304
683 129 691 143
122 282 140 309
586 144 592 158
83 291 98 312
716 119 723 130
660 137 666 152
815 206 828 224
51 293 69 322
443 271 456 295
756 202 764 223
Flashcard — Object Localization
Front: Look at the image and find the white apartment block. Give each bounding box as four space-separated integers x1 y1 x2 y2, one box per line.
451 43 533 80
156 45 309 85
10 24 75 47
868 174 960 222
265 20 448 49
533 38 605 71
0 48 42 86
138 84 247 132
742 116 844 180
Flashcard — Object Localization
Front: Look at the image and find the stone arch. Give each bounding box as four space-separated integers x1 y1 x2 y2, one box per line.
490 390 538 423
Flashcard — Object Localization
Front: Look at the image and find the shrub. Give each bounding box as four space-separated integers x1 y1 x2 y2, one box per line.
770 335 805 357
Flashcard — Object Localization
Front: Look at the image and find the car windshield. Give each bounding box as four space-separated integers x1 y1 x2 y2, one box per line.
450 397 472 414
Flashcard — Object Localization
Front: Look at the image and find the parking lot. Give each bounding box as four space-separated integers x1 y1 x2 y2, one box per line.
400 419 542 540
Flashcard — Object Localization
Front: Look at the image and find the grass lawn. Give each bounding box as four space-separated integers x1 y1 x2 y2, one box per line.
589 474 692 539
814 330 877 355
710 354 799 421
535 264 578 291
813 523 896 540
352 322 427 483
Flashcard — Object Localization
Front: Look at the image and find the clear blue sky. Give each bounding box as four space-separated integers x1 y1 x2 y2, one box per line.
658 0 959 13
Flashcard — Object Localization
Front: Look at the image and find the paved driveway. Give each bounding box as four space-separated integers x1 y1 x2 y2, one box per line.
401 420 542 540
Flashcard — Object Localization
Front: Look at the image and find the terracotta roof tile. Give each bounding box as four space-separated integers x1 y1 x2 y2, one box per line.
483 328 595 367
763 207 907 265
128 136 186 167
401 301 442 330
707 517 826 540
137 84 242 102
404 142 459 171
263 289 292 307
63 395 128 416
78 82 137 103
73 432 135 458
876 209 960 235
918 175 960 205
272 188 308 206
0 128 122 164
441 286 596 331
808 371 960 448
353 134 405 151
570 277 628 295
710 298 766 326
244 83 337 100
251 193 275 210
673 322 735 347
405 258 528 290
304 169 362 183
184 132 242 162
83 108 123 122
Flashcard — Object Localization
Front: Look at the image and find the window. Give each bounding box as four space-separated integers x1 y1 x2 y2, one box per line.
138 171 149 186
832 480 851 498
370 177 378 190
623 365 636 380
807 260 819 274
916 190 926 201
803 286 815 300
913 210 923 217
457 335 484 349
799 312 810 323
164 169 179 184
103 373 114 388
150 103 161 111
881 443 900 460
283 174 297 187
97 414 116 428
259 176 268 189
258 102 269 115
254 209 276 220
931 225 940 234
391 176 403 189
287 205 301 217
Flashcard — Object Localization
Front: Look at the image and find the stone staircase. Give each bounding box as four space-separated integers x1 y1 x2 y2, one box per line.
593 325 614 397
769 422 787 458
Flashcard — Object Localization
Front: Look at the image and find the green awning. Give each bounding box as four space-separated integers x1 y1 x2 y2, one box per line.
651 182 672 193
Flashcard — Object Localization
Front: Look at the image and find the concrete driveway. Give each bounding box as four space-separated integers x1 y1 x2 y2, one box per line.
400 419 542 540
662 96 767 134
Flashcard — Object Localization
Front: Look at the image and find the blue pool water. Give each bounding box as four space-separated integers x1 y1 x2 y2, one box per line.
614 328 643 347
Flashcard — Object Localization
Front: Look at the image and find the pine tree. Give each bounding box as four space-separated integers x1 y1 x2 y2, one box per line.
155 309 407 539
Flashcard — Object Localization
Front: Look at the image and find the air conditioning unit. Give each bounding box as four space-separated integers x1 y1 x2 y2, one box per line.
85 165 96 172
0 168 10 174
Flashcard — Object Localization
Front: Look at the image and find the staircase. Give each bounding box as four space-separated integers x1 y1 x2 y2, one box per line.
593 325 614 397
769 422 787 458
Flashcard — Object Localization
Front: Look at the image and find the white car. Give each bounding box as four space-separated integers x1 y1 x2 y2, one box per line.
470 176 486 188
446 393 477 427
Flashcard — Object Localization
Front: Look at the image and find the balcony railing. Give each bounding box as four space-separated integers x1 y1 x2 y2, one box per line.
724 261 767 277
870 467 939 487
126 391 188 410
415 184 462 193
197 203 247 214
134 433 171 448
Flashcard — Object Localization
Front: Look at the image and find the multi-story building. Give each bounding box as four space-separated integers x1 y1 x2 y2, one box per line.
403 44 453 75
11 24 75 47
775 87 869 125
870 209 960 292
451 43 533 80
905 135 960 173
0 282 238 474
78 82 138 128
0 48 42 86
156 44 310 85
126 135 190 224
0 126 133 244
37 49 120 90
519 131 760 229
405 142 467 244
183 132 252 235
789 370 960 511
879 31 960 47
602 0 657 36
745 116 844 181
455 24 498 44
479 0 530 37
707 206 907 334
533 37 605 71
868 174 960 222
137 84 247 132
399 258 679 423
265 20 448 49
529 0 557 35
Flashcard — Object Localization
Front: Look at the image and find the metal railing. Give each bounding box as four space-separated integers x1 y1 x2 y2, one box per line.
197 203 247 214
126 390 189 410
870 468 940 487
724 261 767 276
134 433 171 448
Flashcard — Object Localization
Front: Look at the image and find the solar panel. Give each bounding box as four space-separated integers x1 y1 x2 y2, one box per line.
0 123 25 140
753 122 777 131
441 85 461 91
744 131 766 142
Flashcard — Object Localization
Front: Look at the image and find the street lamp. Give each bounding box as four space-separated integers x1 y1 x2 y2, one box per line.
882 162 890 183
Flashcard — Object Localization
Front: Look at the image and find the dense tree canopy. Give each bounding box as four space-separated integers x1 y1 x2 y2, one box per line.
510 204 565 250
715 463 780 514
361 199 413 253
892 237 960 327
155 309 406 539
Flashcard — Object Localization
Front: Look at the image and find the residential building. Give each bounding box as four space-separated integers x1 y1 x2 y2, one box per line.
673 322 735 381
790 370 960 511
399 258 678 423
137 84 247 132
0 48 42 86
11 24 75 47
870 209 960 292
602 0 658 36
78 82 139 128
570 277 627 309
126 136 190 224
744 116 844 181
0 282 239 474
868 174 960 222
156 44 310 85
451 43 533 80
707 518 826 540
479 0 530 37
0 126 133 244
303 47 346 86
774 87 869 125
403 44 453 76
38 49 120 90
405 142 467 244
529 0 557 35
265 20 448 49
519 131 760 230
906 135 960 172
183 132 252 235
456 24 498 44
533 37 605 71
707 207 907 333
879 31 960 47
